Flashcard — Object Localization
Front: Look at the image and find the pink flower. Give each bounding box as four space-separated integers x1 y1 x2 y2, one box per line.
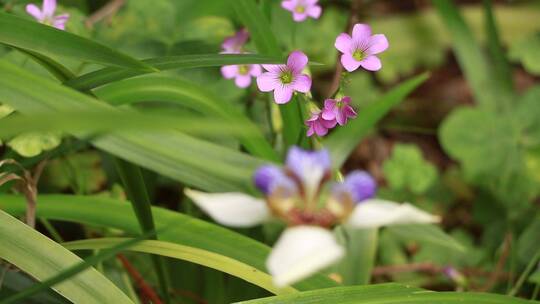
281 0 322 22
221 28 249 54
26 0 69 30
335 23 389 72
256 51 312 104
321 96 357 126
305 111 337 137
221 64 262 88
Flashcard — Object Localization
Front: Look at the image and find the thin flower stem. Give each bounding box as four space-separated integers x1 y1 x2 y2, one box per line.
39 218 64 243
532 284 539 300
509 250 540 296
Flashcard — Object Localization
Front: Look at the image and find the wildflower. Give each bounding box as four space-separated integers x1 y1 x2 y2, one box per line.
281 0 322 22
221 64 262 88
221 28 249 54
305 110 337 137
322 96 357 126
335 23 389 72
257 51 312 104
185 147 439 287
26 0 69 30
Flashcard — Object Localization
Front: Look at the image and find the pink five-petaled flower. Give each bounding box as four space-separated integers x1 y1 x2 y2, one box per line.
26 0 69 30
281 0 322 22
221 28 249 54
305 110 337 137
257 51 312 104
335 23 389 72
221 64 262 88
322 96 357 126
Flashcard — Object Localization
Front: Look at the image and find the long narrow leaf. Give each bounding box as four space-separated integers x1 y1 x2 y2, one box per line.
0 12 152 71
324 73 429 168
0 210 134 304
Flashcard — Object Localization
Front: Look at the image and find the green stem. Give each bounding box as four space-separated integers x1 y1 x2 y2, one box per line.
509 249 540 296
39 218 63 243
532 284 540 300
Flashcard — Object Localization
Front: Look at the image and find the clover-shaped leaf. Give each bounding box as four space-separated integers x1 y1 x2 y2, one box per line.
7 132 61 158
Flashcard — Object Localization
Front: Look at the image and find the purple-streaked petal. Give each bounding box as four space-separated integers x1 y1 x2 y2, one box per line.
26 4 44 21
52 19 67 30
307 5 321 19
287 50 308 73
334 33 352 54
293 74 311 93
321 100 337 120
351 23 372 42
341 96 352 105
256 72 279 92
314 122 328 136
345 105 357 119
341 53 361 72
235 74 252 88
249 64 262 77
336 110 346 125
285 147 331 200
42 0 57 18
254 165 283 194
292 12 308 22
262 64 284 73
184 189 270 228
359 55 382 71
306 125 315 137
366 34 389 55
281 0 297 11
266 226 344 287
274 85 294 104
320 117 337 129
221 65 238 79
343 170 377 203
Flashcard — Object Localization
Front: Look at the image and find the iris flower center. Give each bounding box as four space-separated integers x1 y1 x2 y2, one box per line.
352 49 365 61
279 70 294 84
238 65 249 75
295 5 305 13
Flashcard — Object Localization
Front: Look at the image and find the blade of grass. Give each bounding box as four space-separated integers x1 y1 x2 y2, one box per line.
324 73 429 168
0 12 152 71
115 159 171 303
11 47 75 82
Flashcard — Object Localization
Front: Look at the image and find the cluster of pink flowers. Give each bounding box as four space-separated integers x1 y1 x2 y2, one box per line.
306 96 357 137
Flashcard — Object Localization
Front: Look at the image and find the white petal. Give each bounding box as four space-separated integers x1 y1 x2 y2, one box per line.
184 189 270 228
266 226 344 287
347 199 440 228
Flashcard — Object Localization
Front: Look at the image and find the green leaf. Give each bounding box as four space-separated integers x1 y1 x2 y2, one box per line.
13 47 75 82
0 59 264 192
0 194 338 291
431 0 498 108
0 12 152 71
95 75 279 161
7 132 61 158
66 54 281 91
335 228 378 285
234 284 533 304
0 209 134 304
387 224 466 253
382 144 438 195
509 32 540 76
324 73 429 168
64 238 297 296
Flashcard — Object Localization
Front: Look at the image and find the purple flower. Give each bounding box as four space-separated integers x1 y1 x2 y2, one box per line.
26 0 69 30
335 23 389 72
254 165 297 197
281 0 322 22
305 111 337 137
257 51 312 104
221 64 262 88
221 28 249 54
334 170 377 203
322 96 357 126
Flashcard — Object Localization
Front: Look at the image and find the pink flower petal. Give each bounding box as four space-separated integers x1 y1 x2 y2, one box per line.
26 4 43 21
352 23 372 42
334 33 352 54
336 110 346 125
250 64 262 77
257 72 279 92
345 105 357 118
367 34 389 55
341 96 352 105
307 126 315 137
274 85 294 104
53 19 66 30
359 56 382 71
321 118 337 129
341 53 361 72
314 122 329 136
293 74 311 93
221 65 238 79
42 0 57 18
235 75 252 88
292 12 308 22
307 5 321 19
287 51 308 73
281 0 297 11
262 64 284 73
305 0 319 4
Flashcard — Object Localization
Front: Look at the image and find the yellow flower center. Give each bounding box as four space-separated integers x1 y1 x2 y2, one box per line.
238 65 249 75
295 5 305 13
280 70 293 84
353 49 365 61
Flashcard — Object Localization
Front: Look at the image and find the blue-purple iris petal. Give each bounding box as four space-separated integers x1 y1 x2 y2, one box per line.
254 165 283 194
343 170 377 203
285 146 331 179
